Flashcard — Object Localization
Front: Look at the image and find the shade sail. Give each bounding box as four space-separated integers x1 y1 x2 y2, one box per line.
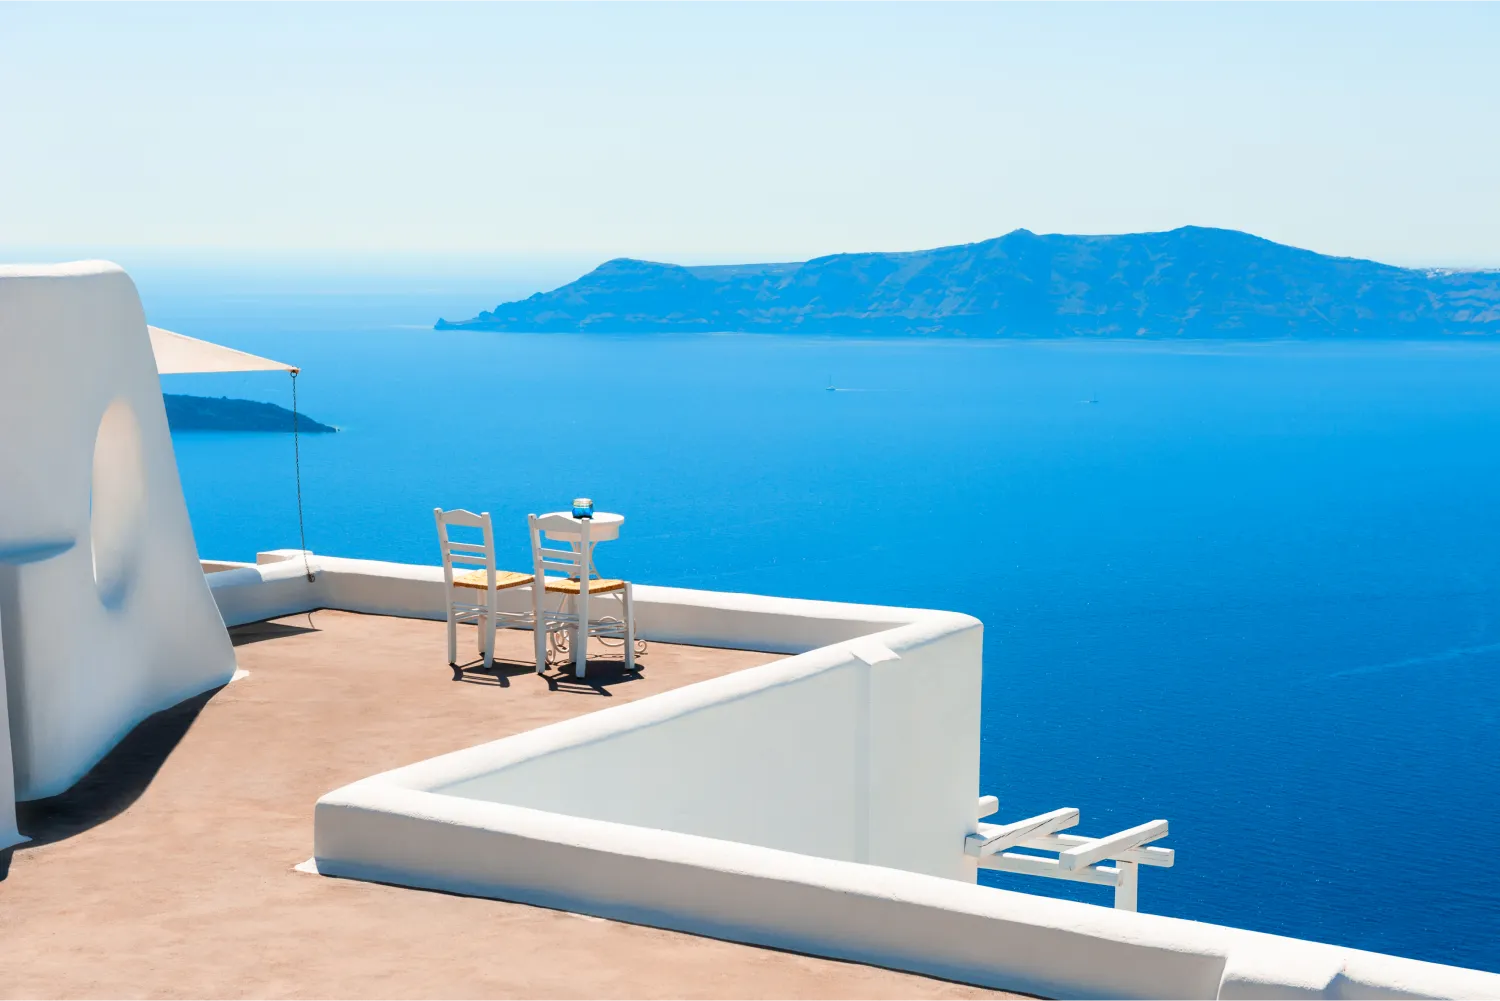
149 325 298 375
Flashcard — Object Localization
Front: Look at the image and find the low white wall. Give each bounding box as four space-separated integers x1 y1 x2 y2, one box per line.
211 553 934 653
211 555 1500 999
314 791 1221 1000
208 558 325 627
211 553 982 881
313 788 1498 1000
434 615 982 879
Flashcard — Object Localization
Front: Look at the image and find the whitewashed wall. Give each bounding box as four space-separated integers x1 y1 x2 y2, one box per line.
215 554 985 879
436 616 982 879
311 787 1500 1000
215 556 1500 1000
0 263 235 801
212 552 919 653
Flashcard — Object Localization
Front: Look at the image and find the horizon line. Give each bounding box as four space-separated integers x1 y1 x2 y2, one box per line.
4 228 1499 274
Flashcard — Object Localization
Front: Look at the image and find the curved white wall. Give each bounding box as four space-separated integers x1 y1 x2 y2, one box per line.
0 262 236 800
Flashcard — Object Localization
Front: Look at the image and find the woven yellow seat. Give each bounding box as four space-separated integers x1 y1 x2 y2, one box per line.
544 577 627 595
452 568 534 590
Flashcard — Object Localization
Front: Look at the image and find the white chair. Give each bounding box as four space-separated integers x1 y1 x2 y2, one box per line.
435 508 535 679
528 513 637 678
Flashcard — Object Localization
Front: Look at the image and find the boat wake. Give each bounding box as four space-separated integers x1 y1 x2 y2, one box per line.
1305 640 1500 684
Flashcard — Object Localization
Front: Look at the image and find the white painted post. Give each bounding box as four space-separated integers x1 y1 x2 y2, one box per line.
1114 860 1138 911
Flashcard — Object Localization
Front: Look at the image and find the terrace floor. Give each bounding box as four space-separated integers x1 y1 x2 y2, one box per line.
0 610 1017 999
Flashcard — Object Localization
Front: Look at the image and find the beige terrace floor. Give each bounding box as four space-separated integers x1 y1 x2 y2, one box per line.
0 610 1018 999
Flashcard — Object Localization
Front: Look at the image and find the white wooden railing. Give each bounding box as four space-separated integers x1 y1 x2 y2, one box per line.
966 796 1172 911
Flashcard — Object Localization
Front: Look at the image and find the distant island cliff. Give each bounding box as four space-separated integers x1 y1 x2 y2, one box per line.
435 226 1500 338
164 394 337 433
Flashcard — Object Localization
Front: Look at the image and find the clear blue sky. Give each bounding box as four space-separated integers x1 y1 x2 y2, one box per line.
3 2 1497 268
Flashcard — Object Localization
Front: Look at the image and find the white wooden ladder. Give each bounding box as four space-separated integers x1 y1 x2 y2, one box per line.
965 797 1173 911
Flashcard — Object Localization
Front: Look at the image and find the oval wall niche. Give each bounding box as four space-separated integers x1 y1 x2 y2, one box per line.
90 398 147 608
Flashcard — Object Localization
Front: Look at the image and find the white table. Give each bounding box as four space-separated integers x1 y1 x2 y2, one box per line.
536 511 624 543
538 511 625 677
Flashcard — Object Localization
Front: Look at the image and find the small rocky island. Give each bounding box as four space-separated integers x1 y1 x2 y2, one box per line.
164 394 337 433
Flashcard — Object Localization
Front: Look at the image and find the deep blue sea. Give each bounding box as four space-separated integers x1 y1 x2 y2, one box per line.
145 274 1500 972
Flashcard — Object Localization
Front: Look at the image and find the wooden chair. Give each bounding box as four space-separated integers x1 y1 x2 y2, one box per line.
528 513 637 678
434 508 534 679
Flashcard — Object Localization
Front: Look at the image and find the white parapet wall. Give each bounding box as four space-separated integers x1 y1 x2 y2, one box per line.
211 551 920 652
373 614 980 880
212 555 1500 1000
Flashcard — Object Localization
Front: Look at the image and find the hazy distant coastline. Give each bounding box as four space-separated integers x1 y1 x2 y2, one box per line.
436 226 1500 339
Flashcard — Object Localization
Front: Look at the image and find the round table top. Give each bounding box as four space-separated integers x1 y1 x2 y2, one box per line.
538 511 623 541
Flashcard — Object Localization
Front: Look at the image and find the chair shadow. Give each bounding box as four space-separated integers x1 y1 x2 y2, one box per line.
1 685 219 878
451 652 646 696
541 657 646 697
450 654 646 696
452 658 539 688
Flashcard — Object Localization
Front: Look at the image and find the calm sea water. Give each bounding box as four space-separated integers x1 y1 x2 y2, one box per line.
147 278 1500 972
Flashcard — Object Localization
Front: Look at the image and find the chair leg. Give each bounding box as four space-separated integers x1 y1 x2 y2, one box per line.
533 586 547 674
623 584 636 673
483 613 496 672
447 606 460 679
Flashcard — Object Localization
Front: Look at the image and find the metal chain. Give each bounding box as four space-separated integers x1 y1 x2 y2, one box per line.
290 370 314 582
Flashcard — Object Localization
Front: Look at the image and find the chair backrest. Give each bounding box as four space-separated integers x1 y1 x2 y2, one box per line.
528 513 598 584
434 507 496 591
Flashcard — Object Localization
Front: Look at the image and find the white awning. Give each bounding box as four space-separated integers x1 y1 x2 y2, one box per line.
149 325 298 375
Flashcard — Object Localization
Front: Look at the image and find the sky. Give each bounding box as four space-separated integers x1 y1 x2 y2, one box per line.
2 2 1498 270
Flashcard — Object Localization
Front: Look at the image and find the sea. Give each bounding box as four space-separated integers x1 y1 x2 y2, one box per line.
144 270 1500 973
